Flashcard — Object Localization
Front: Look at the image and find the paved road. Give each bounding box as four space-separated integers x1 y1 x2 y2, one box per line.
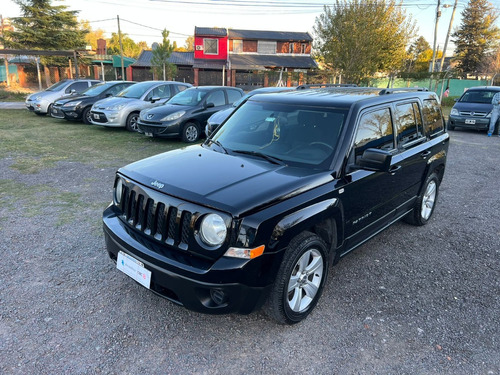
0 102 25 109
0 127 499 374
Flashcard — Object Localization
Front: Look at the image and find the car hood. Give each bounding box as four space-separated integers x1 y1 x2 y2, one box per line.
119 145 333 216
207 107 234 125
55 94 91 104
27 90 62 100
142 103 193 117
452 101 493 113
93 96 139 109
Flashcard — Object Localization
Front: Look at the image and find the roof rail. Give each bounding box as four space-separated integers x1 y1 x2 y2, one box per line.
297 83 358 90
378 87 429 95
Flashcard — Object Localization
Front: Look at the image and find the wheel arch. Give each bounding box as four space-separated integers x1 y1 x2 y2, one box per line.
270 198 344 265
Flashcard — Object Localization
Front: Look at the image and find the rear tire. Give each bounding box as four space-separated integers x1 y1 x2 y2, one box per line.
404 173 440 226
264 231 328 325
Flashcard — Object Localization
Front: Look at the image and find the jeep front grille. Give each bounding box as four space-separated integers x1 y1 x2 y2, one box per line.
119 185 193 250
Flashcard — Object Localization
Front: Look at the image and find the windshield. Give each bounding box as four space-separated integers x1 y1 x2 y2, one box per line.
168 89 207 105
459 90 499 104
80 82 112 96
47 80 69 91
209 101 348 169
117 82 153 99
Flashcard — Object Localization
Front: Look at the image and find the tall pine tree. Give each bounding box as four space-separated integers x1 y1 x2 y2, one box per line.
0 0 87 64
151 29 176 81
452 0 499 77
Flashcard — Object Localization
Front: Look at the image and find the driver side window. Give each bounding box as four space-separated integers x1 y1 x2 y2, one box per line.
145 85 171 101
352 107 395 160
205 90 225 107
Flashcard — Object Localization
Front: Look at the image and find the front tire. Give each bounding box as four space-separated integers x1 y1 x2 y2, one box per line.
82 107 92 124
404 173 439 226
125 112 139 132
182 122 200 143
265 231 328 325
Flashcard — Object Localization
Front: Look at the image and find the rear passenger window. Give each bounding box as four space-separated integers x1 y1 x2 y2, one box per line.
423 99 444 137
353 108 394 159
226 89 243 104
395 102 424 147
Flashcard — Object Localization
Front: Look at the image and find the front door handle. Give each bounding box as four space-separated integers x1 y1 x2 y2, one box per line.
420 150 431 158
389 165 402 174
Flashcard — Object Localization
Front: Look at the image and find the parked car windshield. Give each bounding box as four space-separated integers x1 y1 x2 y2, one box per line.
168 89 208 106
46 80 70 91
209 100 348 169
458 90 499 104
117 82 153 99
81 82 113 96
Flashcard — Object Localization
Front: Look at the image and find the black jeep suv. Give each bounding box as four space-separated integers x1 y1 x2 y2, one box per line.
103 87 449 324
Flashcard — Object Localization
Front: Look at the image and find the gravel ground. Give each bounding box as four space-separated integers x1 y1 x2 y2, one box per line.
0 128 499 375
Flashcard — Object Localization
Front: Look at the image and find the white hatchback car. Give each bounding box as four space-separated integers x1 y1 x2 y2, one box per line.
25 79 100 115
89 81 192 131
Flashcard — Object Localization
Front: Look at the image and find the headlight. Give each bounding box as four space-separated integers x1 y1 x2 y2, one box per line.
63 100 81 107
115 178 123 205
200 214 227 246
486 111 492 118
106 104 125 111
450 108 459 116
161 111 186 122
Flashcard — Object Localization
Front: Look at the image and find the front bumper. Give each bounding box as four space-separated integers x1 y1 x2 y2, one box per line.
137 119 182 138
448 115 490 130
26 99 50 114
103 206 275 314
89 109 126 127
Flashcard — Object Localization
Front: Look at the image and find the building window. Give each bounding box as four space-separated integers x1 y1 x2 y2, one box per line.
257 41 277 54
289 43 295 54
233 40 243 53
204 38 218 55
301 43 307 54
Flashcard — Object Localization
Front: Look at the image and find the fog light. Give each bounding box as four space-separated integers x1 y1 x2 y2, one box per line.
210 289 227 305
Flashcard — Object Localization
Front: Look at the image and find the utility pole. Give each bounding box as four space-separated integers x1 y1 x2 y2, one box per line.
439 0 458 72
429 0 441 89
117 15 125 80
0 14 10 87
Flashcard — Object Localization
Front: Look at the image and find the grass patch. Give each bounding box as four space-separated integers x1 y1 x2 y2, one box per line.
0 109 188 173
0 84 33 102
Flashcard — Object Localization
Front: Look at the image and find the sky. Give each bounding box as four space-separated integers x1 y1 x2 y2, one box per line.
2 0 500 55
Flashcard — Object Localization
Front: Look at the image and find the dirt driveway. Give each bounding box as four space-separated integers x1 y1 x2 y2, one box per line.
0 120 499 374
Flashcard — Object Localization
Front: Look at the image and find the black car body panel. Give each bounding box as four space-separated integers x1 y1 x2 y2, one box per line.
50 81 135 122
103 87 449 319
137 86 244 141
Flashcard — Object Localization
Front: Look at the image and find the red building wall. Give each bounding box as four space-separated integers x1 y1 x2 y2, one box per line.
194 36 228 60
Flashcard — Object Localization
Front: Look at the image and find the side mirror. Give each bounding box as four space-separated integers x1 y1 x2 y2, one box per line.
70 89 77 94
357 148 392 172
205 102 215 109
150 96 161 103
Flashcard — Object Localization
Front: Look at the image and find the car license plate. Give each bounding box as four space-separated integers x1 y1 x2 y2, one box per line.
145 132 153 137
117 251 151 289
465 119 476 124
93 113 100 120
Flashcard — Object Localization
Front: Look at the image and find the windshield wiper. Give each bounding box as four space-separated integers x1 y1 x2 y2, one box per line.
207 139 228 154
230 150 286 165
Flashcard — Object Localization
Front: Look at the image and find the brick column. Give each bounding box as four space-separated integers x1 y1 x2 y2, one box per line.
194 68 199 86
264 72 269 87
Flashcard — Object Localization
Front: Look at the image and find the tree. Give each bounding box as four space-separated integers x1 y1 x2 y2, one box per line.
452 0 499 77
314 0 416 83
184 36 194 52
107 33 145 58
80 20 105 51
151 29 177 80
0 0 87 64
